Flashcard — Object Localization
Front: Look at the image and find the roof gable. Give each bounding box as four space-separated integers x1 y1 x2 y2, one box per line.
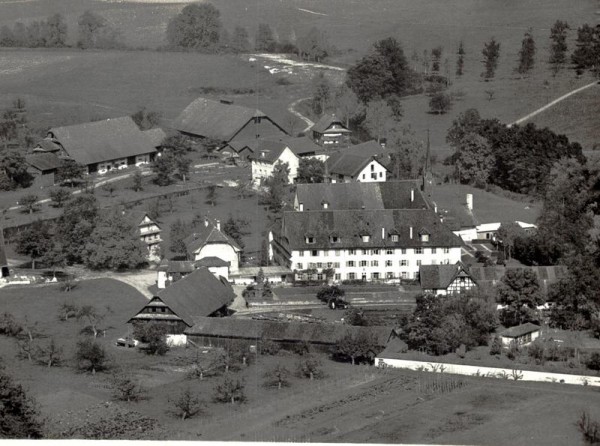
419 262 474 290
152 268 235 326
26 152 63 171
327 153 386 178
311 114 351 134
184 223 241 254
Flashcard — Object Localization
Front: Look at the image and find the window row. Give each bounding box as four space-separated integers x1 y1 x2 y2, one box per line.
298 247 452 257
296 259 452 270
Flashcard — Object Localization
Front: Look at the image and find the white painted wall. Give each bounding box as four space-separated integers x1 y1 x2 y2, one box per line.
375 357 600 387
195 244 239 272
166 334 187 347
453 228 478 242
208 265 229 281
289 246 462 281
251 148 300 185
500 330 540 347
356 160 387 182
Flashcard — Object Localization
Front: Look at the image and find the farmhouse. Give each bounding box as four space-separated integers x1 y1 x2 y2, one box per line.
310 114 351 148
173 97 287 148
419 261 477 296
25 152 63 188
184 219 241 273
250 141 300 185
34 117 156 175
271 208 463 283
129 267 235 335
294 181 430 212
185 317 392 351
326 153 389 183
0 228 9 278
128 212 162 262
499 323 541 347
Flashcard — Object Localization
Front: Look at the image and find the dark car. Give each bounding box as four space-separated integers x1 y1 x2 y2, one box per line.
327 297 350 310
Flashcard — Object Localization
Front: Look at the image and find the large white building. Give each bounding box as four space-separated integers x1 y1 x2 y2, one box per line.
271 208 463 282
184 219 241 273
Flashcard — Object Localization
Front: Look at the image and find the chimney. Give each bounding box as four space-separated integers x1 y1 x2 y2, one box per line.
466 194 473 211
409 227 413 239
261 151 265 158
432 201 438 213
204 218 209 227
382 227 385 240
216 220 221 231
410 188 415 202
299 203 304 211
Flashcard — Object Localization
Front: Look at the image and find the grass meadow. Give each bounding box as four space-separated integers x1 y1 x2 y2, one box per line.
1 278 599 443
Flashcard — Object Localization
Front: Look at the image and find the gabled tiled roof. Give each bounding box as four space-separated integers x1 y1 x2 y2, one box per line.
185 317 392 346
195 257 230 268
311 114 351 134
499 323 540 338
47 116 156 166
35 139 61 152
276 209 463 250
419 262 474 290
248 140 293 164
173 97 286 141
142 128 167 148
147 268 235 326
184 222 241 255
295 181 429 211
25 152 63 171
344 140 386 157
326 153 388 178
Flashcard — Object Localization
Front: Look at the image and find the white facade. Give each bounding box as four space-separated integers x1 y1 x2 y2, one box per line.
208 265 229 281
138 215 162 262
192 244 239 273
330 159 387 183
500 330 540 347
135 154 151 166
251 147 299 185
97 158 128 175
453 227 478 243
289 246 462 282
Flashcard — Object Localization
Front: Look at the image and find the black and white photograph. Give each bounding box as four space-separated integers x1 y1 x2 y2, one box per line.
0 0 599 443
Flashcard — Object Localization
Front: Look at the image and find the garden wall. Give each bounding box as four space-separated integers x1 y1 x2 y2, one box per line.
375 357 600 387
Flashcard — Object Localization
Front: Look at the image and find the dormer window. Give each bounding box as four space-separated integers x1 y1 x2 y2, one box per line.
322 201 329 209
305 236 315 244
330 235 339 243
391 235 399 242
362 235 370 243
421 234 430 242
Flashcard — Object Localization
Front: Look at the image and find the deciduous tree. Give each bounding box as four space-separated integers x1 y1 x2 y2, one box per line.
364 98 397 143
75 337 108 374
166 3 222 51
517 29 536 75
497 268 545 327
255 23 277 52
296 158 325 183
16 221 52 269
549 20 570 74
231 26 250 52
481 37 500 80
0 368 44 438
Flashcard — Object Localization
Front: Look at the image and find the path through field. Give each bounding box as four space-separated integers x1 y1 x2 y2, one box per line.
288 97 314 133
509 80 598 127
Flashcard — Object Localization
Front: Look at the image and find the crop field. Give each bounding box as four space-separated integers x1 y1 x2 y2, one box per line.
0 278 599 443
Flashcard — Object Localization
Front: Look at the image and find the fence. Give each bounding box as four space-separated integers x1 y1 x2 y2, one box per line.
375 357 600 387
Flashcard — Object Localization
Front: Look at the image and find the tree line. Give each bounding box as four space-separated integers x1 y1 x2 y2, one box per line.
166 2 331 60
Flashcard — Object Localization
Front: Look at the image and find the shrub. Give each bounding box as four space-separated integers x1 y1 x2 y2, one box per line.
296 355 324 380
0 369 44 438
133 323 169 356
172 388 202 420
292 341 311 356
527 340 545 364
506 341 520 360
586 352 600 371
259 338 280 356
0 312 23 337
489 336 502 356
111 371 147 402
75 338 108 374
577 411 600 444
213 376 246 404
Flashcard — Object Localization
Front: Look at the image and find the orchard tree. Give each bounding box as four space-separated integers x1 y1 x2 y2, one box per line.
76 305 113 338
346 37 418 103
549 20 570 73
213 376 246 404
75 337 108 374
333 331 380 365
364 98 397 143
571 24 600 75
297 27 330 62
172 388 202 420
16 221 52 269
517 29 536 75
255 23 277 52
481 38 500 80
19 194 39 214
55 159 84 187
130 107 160 131
77 10 122 49
166 2 222 51
49 188 71 208
311 71 332 115
429 92 453 114
334 85 363 128
296 158 325 183
231 26 250 52
456 41 465 76
431 46 443 72
0 150 32 190
497 268 545 327
83 211 147 270
263 364 291 390
0 368 44 438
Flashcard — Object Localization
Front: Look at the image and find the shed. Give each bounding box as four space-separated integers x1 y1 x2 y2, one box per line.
26 152 63 188
499 323 541 347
